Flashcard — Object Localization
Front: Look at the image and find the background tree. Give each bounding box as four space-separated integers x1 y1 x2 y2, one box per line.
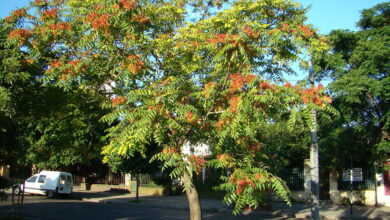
4 0 335 219
1 19 109 171
106 141 163 201
313 2 389 169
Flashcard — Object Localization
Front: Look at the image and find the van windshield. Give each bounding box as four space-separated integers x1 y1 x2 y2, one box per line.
26 175 38 183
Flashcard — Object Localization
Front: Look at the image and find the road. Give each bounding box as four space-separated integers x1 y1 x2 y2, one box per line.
0 195 284 220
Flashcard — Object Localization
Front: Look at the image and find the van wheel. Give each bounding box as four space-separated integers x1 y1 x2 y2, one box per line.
13 186 20 195
46 191 55 199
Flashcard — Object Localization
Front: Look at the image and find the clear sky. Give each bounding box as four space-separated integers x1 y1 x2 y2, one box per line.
1 0 386 32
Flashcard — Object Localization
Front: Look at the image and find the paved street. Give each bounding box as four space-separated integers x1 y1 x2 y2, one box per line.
0 194 283 220
1 191 389 220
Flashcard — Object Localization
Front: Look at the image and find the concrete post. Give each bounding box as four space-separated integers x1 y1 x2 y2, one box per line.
125 173 132 191
329 170 339 204
304 159 311 200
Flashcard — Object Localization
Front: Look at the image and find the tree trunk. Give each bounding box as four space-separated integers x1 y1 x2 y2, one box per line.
136 174 139 202
182 172 202 220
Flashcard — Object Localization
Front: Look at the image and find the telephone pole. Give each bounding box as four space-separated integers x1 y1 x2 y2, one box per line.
309 60 320 220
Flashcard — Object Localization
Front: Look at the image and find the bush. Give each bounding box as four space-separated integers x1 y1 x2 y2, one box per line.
0 176 11 190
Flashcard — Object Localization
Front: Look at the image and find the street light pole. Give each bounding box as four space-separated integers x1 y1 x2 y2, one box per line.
309 60 320 220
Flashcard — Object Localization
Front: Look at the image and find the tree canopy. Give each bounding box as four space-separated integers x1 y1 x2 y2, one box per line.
4 0 336 218
313 2 389 169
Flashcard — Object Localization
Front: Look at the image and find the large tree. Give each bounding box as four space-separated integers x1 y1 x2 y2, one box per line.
1 20 108 170
4 0 335 219
313 2 389 169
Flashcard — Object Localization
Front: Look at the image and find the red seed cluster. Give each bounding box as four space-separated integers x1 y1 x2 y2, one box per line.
298 25 314 37
132 16 150 25
298 84 331 106
207 34 239 45
162 147 178 154
42 8 58 19
111 96 127 107
9 29 32 44
119 0 137 10
188 155 206 174
229 73 256 92
242 26 259 38
86 13 111 30
48 22 71 31
229 96 241 113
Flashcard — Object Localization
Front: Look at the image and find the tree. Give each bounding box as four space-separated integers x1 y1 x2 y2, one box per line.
1 20 109 170
106 141 162 201
313 2 389 169
4 0 335 219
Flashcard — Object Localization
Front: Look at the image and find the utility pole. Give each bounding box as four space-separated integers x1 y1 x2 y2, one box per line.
309 60 320 220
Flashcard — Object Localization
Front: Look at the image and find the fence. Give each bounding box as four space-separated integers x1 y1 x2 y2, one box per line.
279 168 304 191
337 167 376 190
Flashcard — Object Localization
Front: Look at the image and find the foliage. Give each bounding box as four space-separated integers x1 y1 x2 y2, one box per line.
0 20 109 169
313 2 390 168
4 0 335 216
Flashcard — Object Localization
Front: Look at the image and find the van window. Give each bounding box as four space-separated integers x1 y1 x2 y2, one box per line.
26 175 38 183
66 176 72 184
60 175 66 184
38 175 46 183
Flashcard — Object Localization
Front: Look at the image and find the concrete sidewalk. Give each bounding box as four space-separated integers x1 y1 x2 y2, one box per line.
73 190 390 219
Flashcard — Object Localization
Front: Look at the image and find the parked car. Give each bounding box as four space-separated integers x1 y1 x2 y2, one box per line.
13 171 73 199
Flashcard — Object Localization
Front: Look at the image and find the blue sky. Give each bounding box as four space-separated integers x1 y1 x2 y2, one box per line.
1 0 386 33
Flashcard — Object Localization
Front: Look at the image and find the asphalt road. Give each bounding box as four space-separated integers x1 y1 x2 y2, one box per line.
0 195 284 220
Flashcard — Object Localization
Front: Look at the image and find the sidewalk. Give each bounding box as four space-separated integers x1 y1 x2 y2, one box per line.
73 190 390 219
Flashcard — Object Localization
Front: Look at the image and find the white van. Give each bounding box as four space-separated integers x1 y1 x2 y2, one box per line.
14 171 73 198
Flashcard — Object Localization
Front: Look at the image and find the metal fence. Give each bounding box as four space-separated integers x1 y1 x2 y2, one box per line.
279 168 305 191
337 167 375 190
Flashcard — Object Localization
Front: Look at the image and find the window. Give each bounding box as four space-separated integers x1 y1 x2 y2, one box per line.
60 175 66 184
38 175 46 183
66 176 72 184
26 175 38 183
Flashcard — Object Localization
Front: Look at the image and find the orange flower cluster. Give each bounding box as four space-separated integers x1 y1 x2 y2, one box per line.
162 147 178 154
111 96 127 107
216 119 224 130
119 0 137 10
254 173 265 180
259 81 274 90
188 155 206 174
281 23 289 31
229 73 256 92
5 9 27 21
48 22 71 32
126 55 145 74
216 154 234 166
283 82 292 88
229 96 241 113
298 25 314 37
299 84 331 106
248 143 261 151
35 0 48 4
206 34 239 45
68 60 80 67
233 178 255 195
242 26 259 38
9 29 32 45
185 112 197 124
202 81 216 98
86 13 111 30
132 16 150 25
42 8 58 19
